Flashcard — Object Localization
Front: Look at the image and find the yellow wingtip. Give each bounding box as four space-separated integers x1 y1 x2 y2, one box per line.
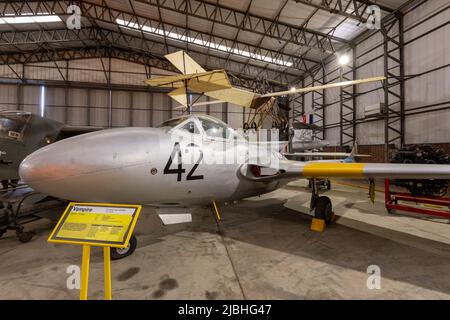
302 163 365 177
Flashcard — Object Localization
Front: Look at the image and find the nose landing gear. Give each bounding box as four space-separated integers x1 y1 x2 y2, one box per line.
110 234 137 260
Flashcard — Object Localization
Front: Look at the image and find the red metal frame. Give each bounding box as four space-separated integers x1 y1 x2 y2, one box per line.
385 179 450 219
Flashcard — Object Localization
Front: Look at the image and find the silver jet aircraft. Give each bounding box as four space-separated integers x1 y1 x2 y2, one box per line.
19 113 450 220
17 50 450 231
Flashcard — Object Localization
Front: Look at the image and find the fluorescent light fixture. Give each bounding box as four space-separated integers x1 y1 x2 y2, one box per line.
290 87 296 92
338 54 350 66
116 18 293 67
40 86 45 117
0 13 62 25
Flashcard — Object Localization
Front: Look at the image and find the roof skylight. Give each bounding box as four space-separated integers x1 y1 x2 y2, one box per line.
116 18 293 67
0 13 62 24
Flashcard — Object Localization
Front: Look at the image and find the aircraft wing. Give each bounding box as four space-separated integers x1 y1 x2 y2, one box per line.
145 69 257 107
243 159 450 181
284 152 371 158
145 70 231 90
164 50 206 74
283 160 450 179
147 50 385 110
260 76 386 98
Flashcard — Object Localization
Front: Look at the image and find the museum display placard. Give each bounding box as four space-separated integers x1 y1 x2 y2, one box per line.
48 202 141 248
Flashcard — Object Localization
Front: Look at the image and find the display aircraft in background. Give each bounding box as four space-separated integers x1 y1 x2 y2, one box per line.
16 51 450 257
0 110 102 189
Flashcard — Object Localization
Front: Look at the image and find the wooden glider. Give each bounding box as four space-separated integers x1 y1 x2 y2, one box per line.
145 50 385 111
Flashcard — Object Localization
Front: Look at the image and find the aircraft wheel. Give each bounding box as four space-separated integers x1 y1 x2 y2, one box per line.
10 179 19 187
110 234 137 260
314 196 333 225
326 180 331 190
17 230 34 243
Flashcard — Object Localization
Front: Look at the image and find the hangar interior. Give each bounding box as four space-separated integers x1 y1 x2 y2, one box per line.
0 0 450 300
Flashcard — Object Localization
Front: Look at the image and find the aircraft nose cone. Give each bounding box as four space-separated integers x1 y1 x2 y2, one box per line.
19 140 81 186
19 153 42 184
19 127 158 202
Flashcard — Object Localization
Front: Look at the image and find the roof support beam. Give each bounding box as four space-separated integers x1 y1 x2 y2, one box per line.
0 25 299 84
0 1 316 73
0 44 289 90
134 0 349 53
293 0 393 24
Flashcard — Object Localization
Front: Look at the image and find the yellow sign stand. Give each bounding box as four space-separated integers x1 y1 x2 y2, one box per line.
48 202 141 300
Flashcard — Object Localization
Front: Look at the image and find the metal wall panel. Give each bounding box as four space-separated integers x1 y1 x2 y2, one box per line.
67 88 88 126
152 93 172 126
25 61 65 81
89 89 109 127
315 0 450 146
110 59 148 86
68 59 107 84
191 95 208 116
22 85 40 115
323 63 341 145
406 109 450 144
208 99 225 122
227 103 244 129
403 1 450 144
45 87 66 122
111 90 131 127
0 64 22 80
0 84 18 111
131 92 152 127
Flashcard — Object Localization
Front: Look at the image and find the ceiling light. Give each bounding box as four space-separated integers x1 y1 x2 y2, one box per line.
338 54 350 66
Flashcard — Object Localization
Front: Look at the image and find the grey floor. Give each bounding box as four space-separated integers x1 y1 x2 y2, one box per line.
1 180 450 299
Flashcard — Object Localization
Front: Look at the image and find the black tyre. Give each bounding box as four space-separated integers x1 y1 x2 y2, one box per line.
17 230 34 243
326 180 331 190
110 234 137 260
314 196 333 225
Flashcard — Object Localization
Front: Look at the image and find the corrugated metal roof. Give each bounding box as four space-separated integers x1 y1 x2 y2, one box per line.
0 0 412 87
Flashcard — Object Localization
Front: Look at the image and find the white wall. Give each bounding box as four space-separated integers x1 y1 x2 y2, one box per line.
403 0 450 144
317 0 450 146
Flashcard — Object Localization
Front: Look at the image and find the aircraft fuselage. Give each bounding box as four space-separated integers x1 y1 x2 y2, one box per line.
19 126 288 206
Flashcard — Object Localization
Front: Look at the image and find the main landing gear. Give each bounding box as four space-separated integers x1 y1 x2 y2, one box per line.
309 178 334 226
110 234 137 260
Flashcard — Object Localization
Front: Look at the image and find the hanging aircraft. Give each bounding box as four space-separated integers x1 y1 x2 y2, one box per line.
16 51 450 258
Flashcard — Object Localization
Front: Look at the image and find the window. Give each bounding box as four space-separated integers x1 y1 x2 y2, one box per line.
0 112 31 141
198 117 229 139
157 117 188 128
196 116 245 140
179 121 199 134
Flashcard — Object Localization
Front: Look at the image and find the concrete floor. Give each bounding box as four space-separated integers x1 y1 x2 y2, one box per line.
0 180 450 299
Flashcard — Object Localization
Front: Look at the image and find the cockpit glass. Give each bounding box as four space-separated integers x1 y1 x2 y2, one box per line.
0 112 31 141
179 121 199 134
197 116 242 140
158 115 245 141
157 117 188 128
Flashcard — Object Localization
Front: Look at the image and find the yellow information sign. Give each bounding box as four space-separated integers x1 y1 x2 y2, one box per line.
48 202 141 248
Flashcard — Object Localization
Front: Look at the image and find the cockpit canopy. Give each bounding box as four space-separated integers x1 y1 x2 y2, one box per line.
0 111 32 141
158 114 245 141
